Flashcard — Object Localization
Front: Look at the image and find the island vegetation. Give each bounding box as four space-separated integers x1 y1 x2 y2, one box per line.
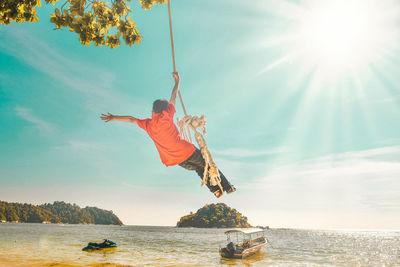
177 203 251 228
0 200 122 225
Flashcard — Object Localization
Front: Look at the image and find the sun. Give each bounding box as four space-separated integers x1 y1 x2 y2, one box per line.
301 4 366 66
275 0 398 78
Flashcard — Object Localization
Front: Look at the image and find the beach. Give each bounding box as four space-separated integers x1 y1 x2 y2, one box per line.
0 223 399 266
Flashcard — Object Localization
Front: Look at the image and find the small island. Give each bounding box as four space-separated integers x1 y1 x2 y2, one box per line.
177 203 251 228
0 200 122 225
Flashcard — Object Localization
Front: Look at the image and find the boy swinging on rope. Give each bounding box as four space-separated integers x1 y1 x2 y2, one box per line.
100 72 236 198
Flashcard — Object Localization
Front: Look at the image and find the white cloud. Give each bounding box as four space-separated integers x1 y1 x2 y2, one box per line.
213 146 288 158
239 145 400 215
376 94 400 103
54 140 103 152
317 145 400 160
15 106 56 133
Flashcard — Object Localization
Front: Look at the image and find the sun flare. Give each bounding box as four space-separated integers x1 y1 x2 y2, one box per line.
294 0 398 75
260 0 399 80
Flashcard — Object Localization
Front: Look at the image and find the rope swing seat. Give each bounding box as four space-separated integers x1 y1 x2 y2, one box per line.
167 0 224 196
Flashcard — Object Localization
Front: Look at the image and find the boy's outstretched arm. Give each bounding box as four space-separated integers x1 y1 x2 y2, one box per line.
169 72 180 106
100 113 138 124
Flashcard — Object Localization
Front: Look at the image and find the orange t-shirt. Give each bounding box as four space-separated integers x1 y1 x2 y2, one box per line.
137 103 195 166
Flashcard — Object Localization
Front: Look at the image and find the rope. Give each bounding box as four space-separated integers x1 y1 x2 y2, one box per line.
167 0 188 117
168 0 191 142
167 0 223 196
167 0 176 73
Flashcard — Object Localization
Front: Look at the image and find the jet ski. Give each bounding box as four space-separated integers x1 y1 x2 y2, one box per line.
82 239 117 251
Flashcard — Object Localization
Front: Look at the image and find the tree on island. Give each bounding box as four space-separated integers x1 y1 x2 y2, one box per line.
0 200 123 225
1 0 166 48
177 203 251 228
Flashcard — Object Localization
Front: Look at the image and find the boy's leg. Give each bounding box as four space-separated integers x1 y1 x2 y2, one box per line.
179 148 235 194
179 149 217 194
218 170 236 193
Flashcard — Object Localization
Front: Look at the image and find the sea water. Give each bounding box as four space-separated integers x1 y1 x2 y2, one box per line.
0 224 399 266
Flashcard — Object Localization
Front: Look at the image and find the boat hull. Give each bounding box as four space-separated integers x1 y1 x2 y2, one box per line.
220 242 266 259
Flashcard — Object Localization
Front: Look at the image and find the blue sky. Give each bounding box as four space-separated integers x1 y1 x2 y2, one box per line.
1 0 399 229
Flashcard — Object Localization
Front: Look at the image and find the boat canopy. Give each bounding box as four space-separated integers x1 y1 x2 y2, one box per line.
224 228 264 235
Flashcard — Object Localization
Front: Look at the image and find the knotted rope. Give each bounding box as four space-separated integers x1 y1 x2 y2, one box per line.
177 115 223 194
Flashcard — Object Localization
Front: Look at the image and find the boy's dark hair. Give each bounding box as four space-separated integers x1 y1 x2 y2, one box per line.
152 99 169 114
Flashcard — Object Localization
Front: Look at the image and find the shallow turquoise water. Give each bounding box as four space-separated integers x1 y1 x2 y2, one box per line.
0 224 399 266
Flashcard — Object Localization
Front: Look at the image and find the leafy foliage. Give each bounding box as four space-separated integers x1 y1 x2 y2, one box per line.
0 0 167 48
139 0 165 10
0 0 42 24
176 203 251 228
0 200 123 225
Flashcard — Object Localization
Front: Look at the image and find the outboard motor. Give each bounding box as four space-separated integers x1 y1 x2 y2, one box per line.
226 242 236 256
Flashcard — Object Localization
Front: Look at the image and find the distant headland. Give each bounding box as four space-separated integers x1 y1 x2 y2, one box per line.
177 203 251 228
0 200 122 225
